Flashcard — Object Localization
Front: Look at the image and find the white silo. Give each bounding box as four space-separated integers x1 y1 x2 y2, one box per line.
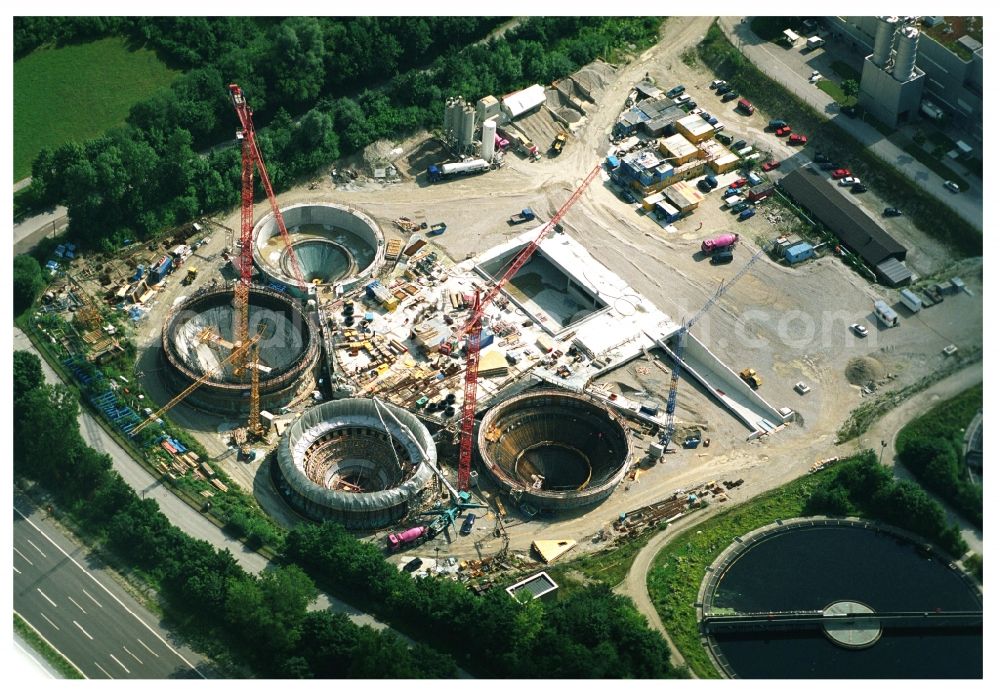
872 16 898 68
481 119 497 161
893 26 920 82
459 104 476 148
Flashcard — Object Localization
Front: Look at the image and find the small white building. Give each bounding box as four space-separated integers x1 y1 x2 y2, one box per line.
501 84 546 121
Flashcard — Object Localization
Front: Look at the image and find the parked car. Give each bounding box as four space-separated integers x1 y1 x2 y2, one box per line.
673 93 692 105
710 79 727 89
814 152 831 164
775 126 792 137
732 139 747 151
731 177 747 188
460 513 476 535
762 160 781 172
722 92 739 103
767 119 788 129
809 70 822 83
832 168 852 179
700 111 714 121
666 85 686 98
851 183 868 193
794 382 812 394
706 115 719 125
403 557 423 573
717 133 734 145
621 190 637 204
710 247 734 265
788 133 808 145
883 207 902 217
732 201 751 213
839 176 860 186
738 208 756 221
850 323 869 337
944 180 961 193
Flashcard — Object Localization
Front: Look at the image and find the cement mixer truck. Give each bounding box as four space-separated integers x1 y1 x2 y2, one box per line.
701 233 739 255
387 525 427 552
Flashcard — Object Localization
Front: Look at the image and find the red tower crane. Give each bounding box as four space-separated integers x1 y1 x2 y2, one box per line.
228 84 309 362
454 163 603 490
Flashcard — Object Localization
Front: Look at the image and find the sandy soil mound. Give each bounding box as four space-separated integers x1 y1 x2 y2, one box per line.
845 356 884 385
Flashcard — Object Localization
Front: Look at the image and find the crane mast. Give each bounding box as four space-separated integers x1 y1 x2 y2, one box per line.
455 163 602 490
228 83 309 367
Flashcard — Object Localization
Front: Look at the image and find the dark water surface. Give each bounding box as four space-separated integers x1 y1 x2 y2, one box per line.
710 525 982 678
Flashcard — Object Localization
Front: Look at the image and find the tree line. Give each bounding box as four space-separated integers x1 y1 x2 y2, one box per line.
13 349 455 678
18 17 662 251
895 385 982 527
804 451 968 557
283 521 683 678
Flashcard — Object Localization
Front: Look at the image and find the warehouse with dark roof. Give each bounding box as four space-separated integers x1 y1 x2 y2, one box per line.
780 167 912 286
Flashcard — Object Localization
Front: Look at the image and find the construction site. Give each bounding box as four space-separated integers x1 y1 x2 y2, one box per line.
30 20 982 591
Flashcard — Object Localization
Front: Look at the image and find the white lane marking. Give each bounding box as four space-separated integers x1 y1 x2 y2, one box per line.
82 589 103 608
123 646 143 665
109 653 131 674
68 596 87 614
40 612 60 631
14 507 203 677
14 565 21 575
26 539 47 558
94 662 114 679
14 610 87 679
37 588 57 607
14 547 34 566
137 639 159 657
73 620 94 640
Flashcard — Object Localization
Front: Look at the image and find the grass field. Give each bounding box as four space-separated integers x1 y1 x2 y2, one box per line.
14 37 180 182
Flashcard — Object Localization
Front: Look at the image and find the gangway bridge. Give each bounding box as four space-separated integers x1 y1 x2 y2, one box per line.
702 609 983 634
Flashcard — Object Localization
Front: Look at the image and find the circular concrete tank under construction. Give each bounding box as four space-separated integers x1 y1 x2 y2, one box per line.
477 389 632 511
161 285 320 415
273 398 435 529
253 202 384 296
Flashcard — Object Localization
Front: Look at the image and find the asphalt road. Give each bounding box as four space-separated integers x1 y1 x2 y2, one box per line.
13 205 68 256
719 17 983 231
13 503 204 679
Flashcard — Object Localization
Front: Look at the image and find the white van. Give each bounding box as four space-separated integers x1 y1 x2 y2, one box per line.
736 146 753 157
900 289 922 313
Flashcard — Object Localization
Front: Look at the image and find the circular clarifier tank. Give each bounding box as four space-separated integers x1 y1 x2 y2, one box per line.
161 285 320 415
477 389 632 511
253 202 384 294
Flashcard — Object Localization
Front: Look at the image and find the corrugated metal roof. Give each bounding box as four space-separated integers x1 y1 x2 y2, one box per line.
780 167 907 270
503 84 546 118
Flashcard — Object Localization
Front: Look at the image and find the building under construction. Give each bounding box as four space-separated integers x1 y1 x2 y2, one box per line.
160 285 321 415
253 202 385 296
273 398 435 528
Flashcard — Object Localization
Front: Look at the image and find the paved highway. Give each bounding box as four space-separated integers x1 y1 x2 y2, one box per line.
719 17 983 231
13 503 204 679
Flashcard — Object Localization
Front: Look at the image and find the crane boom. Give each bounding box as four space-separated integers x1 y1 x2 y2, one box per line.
228 84 308 303
131 336 260 437
455 163 603 490
662 241 772 445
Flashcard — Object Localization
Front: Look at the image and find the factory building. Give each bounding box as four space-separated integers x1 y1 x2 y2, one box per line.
659 133 699 164
856 17 927 128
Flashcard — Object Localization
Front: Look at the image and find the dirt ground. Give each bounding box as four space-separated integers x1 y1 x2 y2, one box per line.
116 16 981 561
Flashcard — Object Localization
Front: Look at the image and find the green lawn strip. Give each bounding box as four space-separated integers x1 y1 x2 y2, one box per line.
815 79 853 106
830 60 862 81
646 466 841 678
13 36 180 181
698 21 980 255
14 614 85 679
552 522 670 587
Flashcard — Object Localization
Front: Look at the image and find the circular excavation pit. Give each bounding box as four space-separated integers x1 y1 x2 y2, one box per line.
161 285 320 415
253 202 384 295
273 398 435 529
478 389 632 511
